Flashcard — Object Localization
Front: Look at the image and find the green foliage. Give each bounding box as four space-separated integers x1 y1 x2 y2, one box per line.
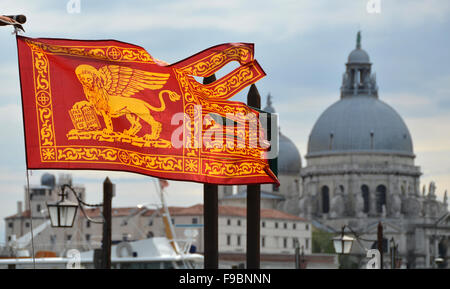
312 228 335 254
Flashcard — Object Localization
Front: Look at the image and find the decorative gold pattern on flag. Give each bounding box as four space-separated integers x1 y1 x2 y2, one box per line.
18 37 277 185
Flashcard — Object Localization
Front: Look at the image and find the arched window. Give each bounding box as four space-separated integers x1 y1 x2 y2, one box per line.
321 186 330 213
376 185 387 213
361 185 370 213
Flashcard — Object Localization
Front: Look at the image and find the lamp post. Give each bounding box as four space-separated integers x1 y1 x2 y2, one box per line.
333 224 389 269
47 192 78 228
300 245 305 269
202 74 219 269
435 257 444 269
332 226 355 269
46 177 114 269
247 84 261 269
377 222 384 269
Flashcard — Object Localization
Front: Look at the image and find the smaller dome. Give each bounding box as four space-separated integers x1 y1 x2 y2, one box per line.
278 132 301 175
41 173 56 188
348 48 370 64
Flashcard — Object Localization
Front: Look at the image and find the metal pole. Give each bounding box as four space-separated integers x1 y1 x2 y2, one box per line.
340 226 344 269
102 177 113 269
0 14 26 24
203 184 218 268
202 74 219 269
390 238 394 269
247 84 261 269
377 222 383 269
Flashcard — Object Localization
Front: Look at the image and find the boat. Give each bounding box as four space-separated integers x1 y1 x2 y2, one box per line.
0 237 203 269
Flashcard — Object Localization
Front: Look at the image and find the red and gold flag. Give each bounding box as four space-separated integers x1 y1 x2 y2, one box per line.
17 36 278 185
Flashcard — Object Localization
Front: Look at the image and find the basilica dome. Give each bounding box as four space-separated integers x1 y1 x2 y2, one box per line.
307 96 413 157
307 32 414 158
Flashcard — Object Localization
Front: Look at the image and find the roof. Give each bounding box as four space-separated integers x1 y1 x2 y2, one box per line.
5 210 31 220
307 32 414 158
221 191 285 200
83 207 148 218
307 96 414 157
348 31 370 64
348 48 370 64
161 204 308 222
6 205 309 223
310 219 337 233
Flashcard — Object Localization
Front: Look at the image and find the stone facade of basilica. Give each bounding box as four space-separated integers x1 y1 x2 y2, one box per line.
219 32 450 268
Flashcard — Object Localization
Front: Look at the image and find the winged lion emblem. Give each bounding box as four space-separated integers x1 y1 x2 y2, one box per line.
72 64 180 141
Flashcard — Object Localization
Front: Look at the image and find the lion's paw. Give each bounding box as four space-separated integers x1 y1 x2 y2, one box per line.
144 134 158 141
73 100 90 110
102 128 114 135
123 129 133 136
169 92 181 102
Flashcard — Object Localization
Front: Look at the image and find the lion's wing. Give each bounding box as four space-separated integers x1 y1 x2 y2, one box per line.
99 65 170 97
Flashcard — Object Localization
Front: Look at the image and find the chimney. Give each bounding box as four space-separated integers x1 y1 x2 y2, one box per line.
17 201 22 216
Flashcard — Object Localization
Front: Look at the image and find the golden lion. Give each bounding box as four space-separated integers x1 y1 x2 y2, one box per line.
74 64 180 140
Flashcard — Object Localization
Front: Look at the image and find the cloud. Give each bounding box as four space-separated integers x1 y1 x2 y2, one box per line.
407 116 450 153
2 0 449 40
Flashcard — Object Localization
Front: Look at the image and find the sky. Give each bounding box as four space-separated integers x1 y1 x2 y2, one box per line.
0 0 449 242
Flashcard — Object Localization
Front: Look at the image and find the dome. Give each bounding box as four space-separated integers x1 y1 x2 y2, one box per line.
41 173 56 188
348 31 370 64
263 94 301 175
278 131 302 175
348 48 370 64
307 96 414 157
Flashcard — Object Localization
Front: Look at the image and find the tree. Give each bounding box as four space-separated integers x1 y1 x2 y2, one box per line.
312 227 335 254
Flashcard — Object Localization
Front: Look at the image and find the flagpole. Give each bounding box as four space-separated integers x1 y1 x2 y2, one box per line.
202 74 219 269
247 84 261 269
158 180 180 254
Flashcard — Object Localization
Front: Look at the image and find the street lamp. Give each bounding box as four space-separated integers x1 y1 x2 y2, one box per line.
46 179 114 269
47 191 78 228
332 223 386 269
435 257 444 268
333 226 355 269
333 226 354 254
